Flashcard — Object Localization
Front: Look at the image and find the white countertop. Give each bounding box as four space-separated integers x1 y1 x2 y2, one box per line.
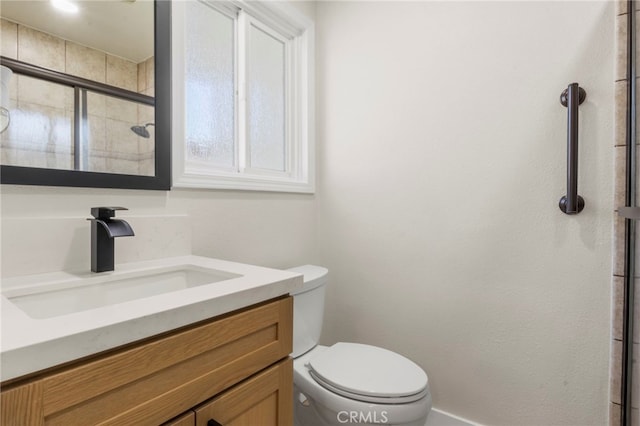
1 255 302 382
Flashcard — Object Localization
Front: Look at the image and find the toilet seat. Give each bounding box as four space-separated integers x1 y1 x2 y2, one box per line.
307 342 429 404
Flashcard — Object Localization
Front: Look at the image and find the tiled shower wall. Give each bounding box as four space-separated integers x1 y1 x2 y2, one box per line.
0 18 155 175
611 2 638 424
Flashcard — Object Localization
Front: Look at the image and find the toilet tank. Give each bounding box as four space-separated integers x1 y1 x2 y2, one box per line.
288 265 329 358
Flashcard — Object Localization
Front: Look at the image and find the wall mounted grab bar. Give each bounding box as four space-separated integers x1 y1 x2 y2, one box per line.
559 82 586 215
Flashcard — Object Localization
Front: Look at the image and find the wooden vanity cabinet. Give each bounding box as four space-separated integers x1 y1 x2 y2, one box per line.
1 296 294 426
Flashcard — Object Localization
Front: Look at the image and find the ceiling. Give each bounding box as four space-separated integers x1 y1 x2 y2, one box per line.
1 0 154 63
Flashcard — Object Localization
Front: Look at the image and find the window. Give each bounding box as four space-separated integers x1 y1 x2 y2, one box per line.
172 0 314 192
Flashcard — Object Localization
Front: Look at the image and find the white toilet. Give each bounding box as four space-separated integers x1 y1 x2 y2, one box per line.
289 265 432 426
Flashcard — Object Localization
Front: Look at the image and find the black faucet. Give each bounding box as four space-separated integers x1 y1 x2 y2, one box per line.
88 207 135 272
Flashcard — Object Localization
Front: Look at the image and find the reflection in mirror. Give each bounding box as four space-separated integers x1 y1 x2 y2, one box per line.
0 65 11 132
0 0 157 177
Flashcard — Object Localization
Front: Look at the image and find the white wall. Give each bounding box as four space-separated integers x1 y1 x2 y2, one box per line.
1 185 317 277
0 185 318 277
316 1 613 425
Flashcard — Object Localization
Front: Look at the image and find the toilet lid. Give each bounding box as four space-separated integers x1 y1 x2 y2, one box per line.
307 343 428 402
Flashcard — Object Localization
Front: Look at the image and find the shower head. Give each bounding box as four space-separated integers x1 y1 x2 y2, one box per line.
130 123 154 138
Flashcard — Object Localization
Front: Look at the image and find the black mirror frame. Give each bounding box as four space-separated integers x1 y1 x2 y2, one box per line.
0 1 171 190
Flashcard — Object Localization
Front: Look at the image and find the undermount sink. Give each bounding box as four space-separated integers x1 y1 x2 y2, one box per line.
1 255 303 382
4 265 241 319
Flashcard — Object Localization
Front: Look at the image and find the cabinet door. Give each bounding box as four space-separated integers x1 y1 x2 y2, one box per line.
195 358 293 426
0 382 43 426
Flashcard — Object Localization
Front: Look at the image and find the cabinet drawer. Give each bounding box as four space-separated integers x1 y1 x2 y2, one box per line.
1 296 292 426
195 358 293 426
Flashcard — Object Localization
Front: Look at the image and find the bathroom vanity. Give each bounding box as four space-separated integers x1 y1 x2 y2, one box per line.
0 256 302 426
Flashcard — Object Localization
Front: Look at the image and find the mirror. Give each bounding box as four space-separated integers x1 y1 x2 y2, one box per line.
0 0 170 190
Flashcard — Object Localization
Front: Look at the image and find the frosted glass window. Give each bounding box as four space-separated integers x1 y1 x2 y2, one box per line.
185 2 235 168
247 24 285 172
172 1 313 192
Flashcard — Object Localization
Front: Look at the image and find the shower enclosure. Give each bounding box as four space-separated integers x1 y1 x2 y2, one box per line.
617 1 640 425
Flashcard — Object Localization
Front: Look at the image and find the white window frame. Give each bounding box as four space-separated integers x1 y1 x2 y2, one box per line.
172 0 315 193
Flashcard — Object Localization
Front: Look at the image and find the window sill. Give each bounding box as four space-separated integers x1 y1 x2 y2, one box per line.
173 172 314 194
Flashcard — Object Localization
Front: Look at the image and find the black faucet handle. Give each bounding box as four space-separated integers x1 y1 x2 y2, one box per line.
90 207 128 220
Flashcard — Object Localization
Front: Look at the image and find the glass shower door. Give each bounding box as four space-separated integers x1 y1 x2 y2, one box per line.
619 2 640 425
